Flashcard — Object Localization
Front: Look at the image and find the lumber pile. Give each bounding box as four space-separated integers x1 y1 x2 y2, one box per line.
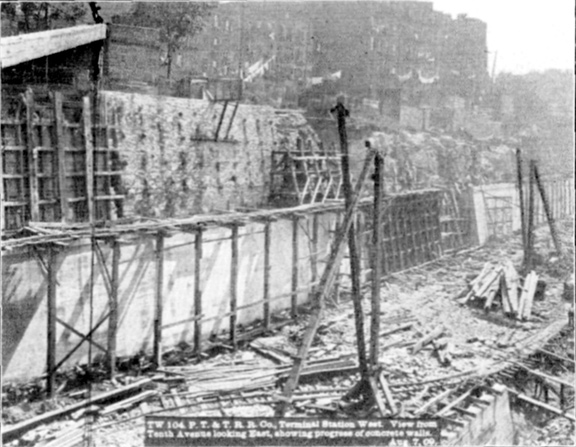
2 378 153 444
163 354 358 402
459 261 542 321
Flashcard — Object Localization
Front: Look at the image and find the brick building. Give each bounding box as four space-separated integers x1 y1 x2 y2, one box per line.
106 1 489 111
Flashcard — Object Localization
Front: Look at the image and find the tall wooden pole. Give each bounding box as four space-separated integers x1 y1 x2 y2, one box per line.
230 225 239 347
515 149 527 253
331 98 370 385
525 160 536 271
369 141 383 367
108 238 120 378
153 233 164 368
532 164 563 254
46 245 57 396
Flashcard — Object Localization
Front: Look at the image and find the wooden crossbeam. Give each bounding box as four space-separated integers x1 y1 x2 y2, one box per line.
56 317 107 353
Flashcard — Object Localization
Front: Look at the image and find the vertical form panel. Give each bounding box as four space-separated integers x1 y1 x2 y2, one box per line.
53 92 70 222
263 221 271 329
153 233 164 367
46 246 57 396
194 229 203 354
230 225 239 346
291 216 299 318
108 238 119 378
83 96 95 223
25 90 39 222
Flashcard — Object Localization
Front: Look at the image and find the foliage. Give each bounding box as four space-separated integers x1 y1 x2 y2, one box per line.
1 1 86 34
114 2 215 80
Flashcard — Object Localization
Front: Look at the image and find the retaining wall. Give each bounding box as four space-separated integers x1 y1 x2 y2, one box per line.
449 385 516 446
2 190 442 383
471 177 574 245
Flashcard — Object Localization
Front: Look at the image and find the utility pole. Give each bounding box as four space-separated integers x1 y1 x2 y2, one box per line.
331 98 370 390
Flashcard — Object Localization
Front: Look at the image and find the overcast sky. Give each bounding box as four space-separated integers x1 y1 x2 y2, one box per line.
432 0 575 74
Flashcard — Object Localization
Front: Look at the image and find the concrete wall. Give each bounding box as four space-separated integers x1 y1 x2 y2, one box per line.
2 189 443 383
471 177 574 245
100 91 319 217
449 385 515 446
1 210 337 383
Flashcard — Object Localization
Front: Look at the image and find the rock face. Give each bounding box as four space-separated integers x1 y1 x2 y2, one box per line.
101 91 320 217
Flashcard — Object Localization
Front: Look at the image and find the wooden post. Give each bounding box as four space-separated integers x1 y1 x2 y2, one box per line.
263 222 271 330
108 238 119 378
331 98 370 388
83 96 95 223
311 214 319 285
370 147 383 367
46 245 57 396
515 149 526 252
153 233 164 368
230 225 239 347
533 164 563 255
291 217 299 319
525 160 536 272
25 89 40 222
194 229 203 354
275 149 375 417
53 92 70 222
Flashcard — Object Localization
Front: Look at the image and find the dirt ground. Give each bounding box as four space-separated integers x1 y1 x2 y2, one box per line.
3 220 574 447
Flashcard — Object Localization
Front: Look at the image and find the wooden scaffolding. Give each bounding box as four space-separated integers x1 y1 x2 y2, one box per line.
269 137 343 207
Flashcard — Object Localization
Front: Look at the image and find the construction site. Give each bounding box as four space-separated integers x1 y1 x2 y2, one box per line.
1 2 574 447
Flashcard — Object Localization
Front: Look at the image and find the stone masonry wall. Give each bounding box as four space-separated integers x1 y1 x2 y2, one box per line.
101 91 319 217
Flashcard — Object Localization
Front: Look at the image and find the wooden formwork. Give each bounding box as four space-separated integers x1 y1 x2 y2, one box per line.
358 190 443 276
1 88 124 232
2 189 445 387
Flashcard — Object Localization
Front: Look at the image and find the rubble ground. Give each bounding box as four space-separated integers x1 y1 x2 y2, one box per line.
2 220 574 447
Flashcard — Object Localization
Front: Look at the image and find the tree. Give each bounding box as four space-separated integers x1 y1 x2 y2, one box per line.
1 1 86 34
114 2 215 81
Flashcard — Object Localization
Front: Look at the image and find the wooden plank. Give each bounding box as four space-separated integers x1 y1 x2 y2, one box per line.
46 246 57 396
509 388 575 422
525 160 536 271
435 388 475 417
263 222 271 329
108 238 120 378
230 225 239 346
0 24 107 68
412 327 444 355
414 388 455 416
369 376 388 417
379 372 398 415
2 378 152 444
25 89 40 222
56 317 107 353
193 228 203 356
291 217 299 319
504 261 519 315
522 272 538 320
53 92 70 222
51 313 109 374
83 96 95 223
153 233 164 367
